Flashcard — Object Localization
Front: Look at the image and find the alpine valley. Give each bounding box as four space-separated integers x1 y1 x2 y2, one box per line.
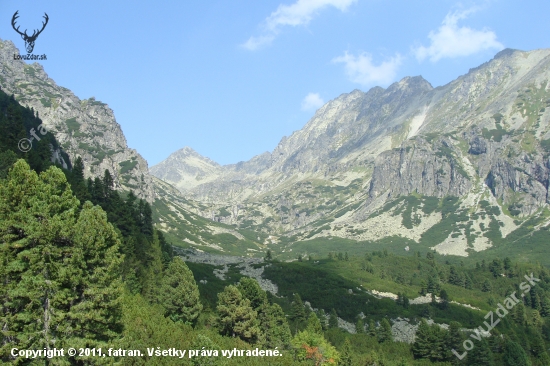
2 37 550 365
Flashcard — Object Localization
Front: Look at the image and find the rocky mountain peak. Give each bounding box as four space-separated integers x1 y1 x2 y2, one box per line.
0 38 156 202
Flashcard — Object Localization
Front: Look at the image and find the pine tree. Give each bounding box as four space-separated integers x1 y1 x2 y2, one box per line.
502 339 532 366
328 308 338 329
489 259 502 278
530 331 550 365
504 257 512 271
67 201 125 354
427 273 441 293
317 309 328 331
541 296 550 317
413 319 433 359
306 312 323 334
403 294 410 309
396 292 403 306
258 303 292 349
289 293 306 325
378 318 393 343
141 231 165 303
138 199 154 238
482 279 492 292
340 338 353 366
467 338 494 366
513 303 527 326
69 156 91 204
0 161 124 362
446 321 463 365
464 273 473 289
237 277 268 310
449 266 464 286
355 316 365 334
368 319 377 337
159 257 203 325
216 285 260 343
439 289 450 310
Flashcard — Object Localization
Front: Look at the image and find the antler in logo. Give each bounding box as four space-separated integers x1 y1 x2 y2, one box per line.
12 11 49 54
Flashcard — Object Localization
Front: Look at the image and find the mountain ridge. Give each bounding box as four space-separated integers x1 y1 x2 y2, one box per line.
151 47 550 261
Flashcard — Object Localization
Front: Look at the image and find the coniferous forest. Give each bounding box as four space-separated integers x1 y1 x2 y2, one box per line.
1 90 550 366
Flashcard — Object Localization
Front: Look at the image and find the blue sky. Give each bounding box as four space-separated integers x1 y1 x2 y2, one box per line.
1 1 549 166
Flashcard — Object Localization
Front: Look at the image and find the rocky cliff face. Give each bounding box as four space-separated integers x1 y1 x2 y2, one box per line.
152 48 550 257
0 39 155 201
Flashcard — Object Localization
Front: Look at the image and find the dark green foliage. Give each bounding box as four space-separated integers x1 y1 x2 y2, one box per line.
289 293 307 325
355 316 365 334
119 293 193 365
340 338 353 366
259 302 292 349
0 90 64 176
159 257 203 325
329 308 339 329
306 312 323 334
216 285 260 343
377 319 393 343
467 338 494 366
0 161 124 361
412 319 447 362
503 339 532 366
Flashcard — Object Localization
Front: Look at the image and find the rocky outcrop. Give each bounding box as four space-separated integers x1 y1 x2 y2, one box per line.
0 39 155 201
367 138 472 201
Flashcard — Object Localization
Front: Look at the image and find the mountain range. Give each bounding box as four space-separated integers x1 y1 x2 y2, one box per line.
3 37 550 262
151 47 550 262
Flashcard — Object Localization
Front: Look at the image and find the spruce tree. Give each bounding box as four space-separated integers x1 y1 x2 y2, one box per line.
159 257 203 325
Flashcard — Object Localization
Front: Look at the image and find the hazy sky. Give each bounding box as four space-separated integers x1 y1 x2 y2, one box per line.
1 1 549 166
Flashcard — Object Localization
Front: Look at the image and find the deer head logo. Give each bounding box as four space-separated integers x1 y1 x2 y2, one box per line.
11 11 49 54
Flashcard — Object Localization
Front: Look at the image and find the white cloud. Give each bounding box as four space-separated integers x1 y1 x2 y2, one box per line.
242 0 358 50
414 9 504 62
332 52 402 86
301 92 325 111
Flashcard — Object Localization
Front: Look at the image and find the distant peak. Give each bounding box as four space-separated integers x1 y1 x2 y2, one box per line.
493 48 522 60
387 75 433 94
